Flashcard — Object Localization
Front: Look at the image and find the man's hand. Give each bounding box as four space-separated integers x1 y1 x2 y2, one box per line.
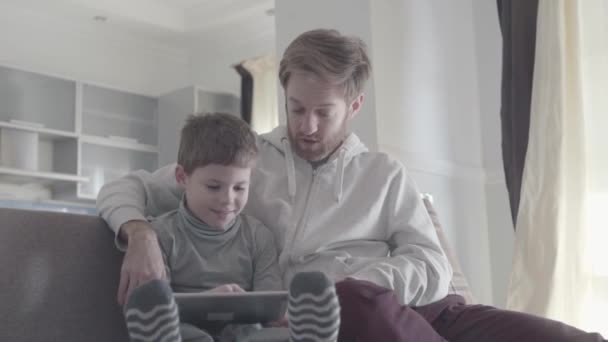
117 220 166 306
206 284 246 294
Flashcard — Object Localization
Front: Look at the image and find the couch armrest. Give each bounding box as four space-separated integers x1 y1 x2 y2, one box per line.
421 196 476 304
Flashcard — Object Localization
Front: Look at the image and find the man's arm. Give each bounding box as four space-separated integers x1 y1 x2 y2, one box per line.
348 166 452 306
96 163 183 305
97 163 183 249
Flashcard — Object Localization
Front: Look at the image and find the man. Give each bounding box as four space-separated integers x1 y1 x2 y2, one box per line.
98 29 606 341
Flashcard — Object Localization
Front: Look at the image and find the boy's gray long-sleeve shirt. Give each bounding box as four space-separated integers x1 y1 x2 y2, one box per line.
149 200 282 292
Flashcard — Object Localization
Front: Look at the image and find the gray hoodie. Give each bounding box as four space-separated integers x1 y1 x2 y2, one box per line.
97 126 452 306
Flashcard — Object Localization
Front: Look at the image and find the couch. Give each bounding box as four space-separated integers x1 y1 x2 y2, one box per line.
0 199 473 341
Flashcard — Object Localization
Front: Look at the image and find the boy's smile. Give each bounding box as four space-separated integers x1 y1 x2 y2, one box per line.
175 163 251 230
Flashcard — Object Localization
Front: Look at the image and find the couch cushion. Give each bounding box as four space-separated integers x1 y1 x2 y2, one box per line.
0 208 129 342
422 198 476 304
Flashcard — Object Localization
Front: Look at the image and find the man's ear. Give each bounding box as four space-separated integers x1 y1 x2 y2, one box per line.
175 165 187 186
347 93 364 120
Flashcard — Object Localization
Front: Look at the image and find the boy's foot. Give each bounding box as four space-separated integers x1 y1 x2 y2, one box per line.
288 272 340 342
124 279 182 342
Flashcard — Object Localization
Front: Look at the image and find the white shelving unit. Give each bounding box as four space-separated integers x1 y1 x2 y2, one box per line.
79 135 158 153
0 166 89 185
77 143 157 199
0 65 159 203
0 65 76 132
81 84 158 146
0 121 78 139
158 86 239 167
0 65 82 195
1 65 240 204
74 84 159 200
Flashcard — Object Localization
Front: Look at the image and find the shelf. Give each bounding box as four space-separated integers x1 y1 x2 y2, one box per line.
52 185 98 203
0 198 96 215
76 193 98 201
0 167 89 185
83 109 156 127
0 121 77 140
42 198 96 208
80 135 159 153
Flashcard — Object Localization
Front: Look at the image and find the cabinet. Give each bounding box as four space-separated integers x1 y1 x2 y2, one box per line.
0 65 240 204
75 84 158 200
0 65 158 202
158 86 239 167
0 66 83 188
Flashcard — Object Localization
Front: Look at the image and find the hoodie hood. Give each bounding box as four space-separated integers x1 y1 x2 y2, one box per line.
259 125 368 202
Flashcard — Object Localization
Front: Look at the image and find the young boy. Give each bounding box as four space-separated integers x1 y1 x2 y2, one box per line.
122 113 340 342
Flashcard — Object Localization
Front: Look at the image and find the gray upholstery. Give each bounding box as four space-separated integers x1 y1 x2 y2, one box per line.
0 201 474 341
0 208 129 341
422 198 476 304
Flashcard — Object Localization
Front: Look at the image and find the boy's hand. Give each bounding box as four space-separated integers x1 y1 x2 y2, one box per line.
117 220 167 306
207 284 246 294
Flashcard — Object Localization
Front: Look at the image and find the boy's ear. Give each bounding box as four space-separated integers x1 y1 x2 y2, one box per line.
175 165 187 186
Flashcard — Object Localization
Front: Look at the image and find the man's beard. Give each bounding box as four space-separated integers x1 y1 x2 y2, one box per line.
287 122 348 162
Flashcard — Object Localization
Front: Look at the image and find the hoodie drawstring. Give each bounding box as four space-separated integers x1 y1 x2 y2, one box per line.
282 138 297 202
334 150 346 203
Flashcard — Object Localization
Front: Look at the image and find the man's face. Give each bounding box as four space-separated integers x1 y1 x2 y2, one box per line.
285 72 362 161
175 164 251 230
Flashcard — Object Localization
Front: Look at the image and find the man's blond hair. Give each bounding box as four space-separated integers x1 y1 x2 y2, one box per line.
279 29 371 101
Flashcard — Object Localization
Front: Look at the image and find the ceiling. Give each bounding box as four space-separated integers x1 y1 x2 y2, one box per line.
0 0 275 44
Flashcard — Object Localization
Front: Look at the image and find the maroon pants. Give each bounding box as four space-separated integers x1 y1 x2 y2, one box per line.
336 278 606 342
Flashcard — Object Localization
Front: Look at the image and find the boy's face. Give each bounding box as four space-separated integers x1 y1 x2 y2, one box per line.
285 71 363 161
175 164 251 230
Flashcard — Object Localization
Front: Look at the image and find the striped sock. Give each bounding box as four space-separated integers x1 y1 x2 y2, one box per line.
124 279 182 342
288 272 340 342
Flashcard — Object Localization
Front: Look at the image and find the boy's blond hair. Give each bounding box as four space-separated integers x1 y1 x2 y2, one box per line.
177 113 257 174
279 28 371 101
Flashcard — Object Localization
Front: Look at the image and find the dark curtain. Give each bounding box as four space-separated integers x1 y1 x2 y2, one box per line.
234 64 253 124
497 0 539 227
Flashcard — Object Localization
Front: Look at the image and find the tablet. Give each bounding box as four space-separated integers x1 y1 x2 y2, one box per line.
175 291 288 326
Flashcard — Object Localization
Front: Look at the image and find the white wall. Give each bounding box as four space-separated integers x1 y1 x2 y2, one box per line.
0 1 274 115
0 2 276 99
371 0 512 306
188 20 276 97
472 0 515 308
0 2 190 96
274 0 379 151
